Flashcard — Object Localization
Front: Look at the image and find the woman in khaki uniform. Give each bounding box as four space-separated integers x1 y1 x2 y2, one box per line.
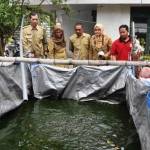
47 23 67 67
90 24 112 60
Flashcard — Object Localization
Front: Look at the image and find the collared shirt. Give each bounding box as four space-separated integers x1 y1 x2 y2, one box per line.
47 38 66 59
47 38 67 68
23 25 47 58
90 34 112 60
111 38 132 60
69 33 90 60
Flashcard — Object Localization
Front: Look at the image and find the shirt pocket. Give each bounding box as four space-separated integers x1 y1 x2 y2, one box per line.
74 40 81 50
37 34 43 43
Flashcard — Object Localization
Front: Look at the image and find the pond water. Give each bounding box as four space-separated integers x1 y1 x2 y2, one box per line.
0 99 141 150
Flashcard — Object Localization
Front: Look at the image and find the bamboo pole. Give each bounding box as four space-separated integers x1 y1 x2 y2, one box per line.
131 21 135 60
0 57 150 66
20 15 28 101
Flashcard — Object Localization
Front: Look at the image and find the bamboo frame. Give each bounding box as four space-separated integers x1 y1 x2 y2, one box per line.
0 57 150 66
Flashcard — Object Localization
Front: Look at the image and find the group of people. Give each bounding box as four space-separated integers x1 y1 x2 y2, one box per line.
23 12 144 64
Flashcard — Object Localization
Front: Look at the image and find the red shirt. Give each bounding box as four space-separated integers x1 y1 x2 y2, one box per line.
111 38 132 60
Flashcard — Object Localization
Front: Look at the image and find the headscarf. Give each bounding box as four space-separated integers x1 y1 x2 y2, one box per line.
94 23 104 34
52 23 66 47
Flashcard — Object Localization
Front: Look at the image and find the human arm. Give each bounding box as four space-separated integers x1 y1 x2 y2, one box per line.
47 39 55 59
69 40 74 53
110 41 117 60
89 37 93 60
22 28 35 57
42 29 48 57
110 55 117 60
105 37 112 59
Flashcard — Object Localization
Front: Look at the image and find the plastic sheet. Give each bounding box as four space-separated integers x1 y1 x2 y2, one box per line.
30 64 129 102
126 73 150 150
0 63 31 117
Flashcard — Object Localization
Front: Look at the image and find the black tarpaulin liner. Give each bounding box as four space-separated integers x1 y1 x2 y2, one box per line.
126 73 150 150
30 64 128 102
0 63 31 116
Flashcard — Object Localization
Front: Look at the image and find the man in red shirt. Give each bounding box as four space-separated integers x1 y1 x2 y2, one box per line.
111 25 132 60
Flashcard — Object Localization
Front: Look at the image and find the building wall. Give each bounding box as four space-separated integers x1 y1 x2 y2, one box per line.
65 0 141 4
142 0 150 4
97 5 130 41
24 0 150 5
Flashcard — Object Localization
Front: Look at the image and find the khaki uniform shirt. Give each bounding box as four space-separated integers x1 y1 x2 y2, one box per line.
70 33 90 60
90 34 112 60
47 38 67 68
23 25 47 58
47 38 66 59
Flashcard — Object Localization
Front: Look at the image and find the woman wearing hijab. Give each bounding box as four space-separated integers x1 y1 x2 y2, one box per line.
47 23 67 67
90 24 112 60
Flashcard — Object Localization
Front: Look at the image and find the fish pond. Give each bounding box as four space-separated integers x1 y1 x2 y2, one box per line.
0 99 141 150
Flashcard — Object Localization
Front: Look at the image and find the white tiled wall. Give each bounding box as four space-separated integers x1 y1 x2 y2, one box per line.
97 5 130 41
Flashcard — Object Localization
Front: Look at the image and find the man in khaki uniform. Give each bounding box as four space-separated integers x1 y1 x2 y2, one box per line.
23 12 47 58
90 24 112 60
70 23 90 60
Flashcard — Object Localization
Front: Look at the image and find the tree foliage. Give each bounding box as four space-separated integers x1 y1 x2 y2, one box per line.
0 0 22 38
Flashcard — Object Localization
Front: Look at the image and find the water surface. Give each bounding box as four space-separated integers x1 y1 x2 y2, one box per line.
0 99 141 150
